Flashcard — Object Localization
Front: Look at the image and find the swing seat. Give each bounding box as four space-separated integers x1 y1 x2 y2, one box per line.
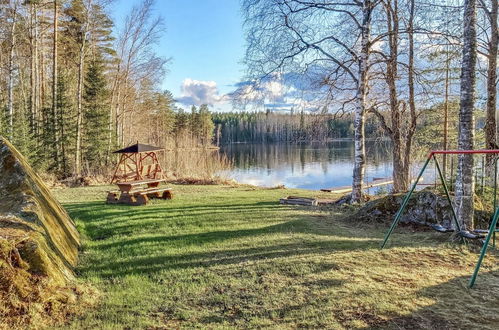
458 230 486 240
431 224 454 233
472 229 499 234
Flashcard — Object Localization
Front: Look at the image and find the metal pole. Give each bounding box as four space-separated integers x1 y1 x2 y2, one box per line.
381 155 432 249
481 156 485 195
494 157 498 210
450 156 454 190
475 167 478 194
433 155 461 232
469 205 499 288
494 158 498 247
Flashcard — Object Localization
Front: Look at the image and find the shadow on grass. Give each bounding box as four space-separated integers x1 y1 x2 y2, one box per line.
65 201 281 220
370 270 499 329
65 201 287 236
64 199 377 277
65 199 451 280
61 196 499 329
84 236 375 277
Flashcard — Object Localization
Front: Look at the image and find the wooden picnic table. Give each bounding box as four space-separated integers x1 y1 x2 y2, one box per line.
116 178 167 193
107 178 173 206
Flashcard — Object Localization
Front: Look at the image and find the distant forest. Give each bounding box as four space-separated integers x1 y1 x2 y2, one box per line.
212 111 382 144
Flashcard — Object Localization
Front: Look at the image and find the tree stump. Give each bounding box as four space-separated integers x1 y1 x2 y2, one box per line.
162 190 173 200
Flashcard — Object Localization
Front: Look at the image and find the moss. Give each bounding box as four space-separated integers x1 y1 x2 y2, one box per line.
0 237 97 328
0 137 87 328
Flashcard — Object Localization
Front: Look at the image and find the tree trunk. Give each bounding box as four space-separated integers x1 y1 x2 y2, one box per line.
455 0 477 230
40 21 46 113
484 0 498 175
52 0 60 171
75 47 85 176
351 1 372 203
75 2 91 177
29 3 38 138
403 0 418 191
7 1 18 140
443 46 450 178
384 0 410 193
392 139 408 192
108 62 122 161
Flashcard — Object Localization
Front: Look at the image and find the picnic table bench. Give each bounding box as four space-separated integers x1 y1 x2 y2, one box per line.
107 178 173 206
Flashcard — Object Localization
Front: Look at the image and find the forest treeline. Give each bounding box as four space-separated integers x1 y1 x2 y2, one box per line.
0 0 216 178
212 111 383 144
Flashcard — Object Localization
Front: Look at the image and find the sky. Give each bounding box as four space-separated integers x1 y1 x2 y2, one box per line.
110 0 246 111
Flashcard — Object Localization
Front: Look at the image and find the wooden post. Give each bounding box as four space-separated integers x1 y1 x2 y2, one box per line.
111 154 125 184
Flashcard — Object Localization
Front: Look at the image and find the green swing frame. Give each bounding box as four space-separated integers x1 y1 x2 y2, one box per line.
380 149 499 288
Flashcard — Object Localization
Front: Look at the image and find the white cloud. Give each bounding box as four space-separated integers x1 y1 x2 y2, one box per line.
230 73 332 112
176 78 227 106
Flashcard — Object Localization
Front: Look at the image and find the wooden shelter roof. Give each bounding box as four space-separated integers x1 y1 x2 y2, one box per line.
113 143 164 154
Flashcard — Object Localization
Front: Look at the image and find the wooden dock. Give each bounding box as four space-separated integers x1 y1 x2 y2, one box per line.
320 178 394 193
320 177 422 194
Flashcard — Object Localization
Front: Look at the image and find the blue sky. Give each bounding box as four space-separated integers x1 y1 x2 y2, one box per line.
110 0 246 111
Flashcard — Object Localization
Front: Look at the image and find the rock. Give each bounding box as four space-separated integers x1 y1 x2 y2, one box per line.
350 189 493 228
0 137 81 325
0 137 80 283
351 190 456 227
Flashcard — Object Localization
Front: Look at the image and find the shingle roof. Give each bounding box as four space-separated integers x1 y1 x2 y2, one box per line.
113 143 164 154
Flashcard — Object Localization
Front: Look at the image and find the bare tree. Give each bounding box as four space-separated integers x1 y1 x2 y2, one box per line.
52 0 60 169
367 0 420 193
28 0 40 139
110 0 166 150
455 0 477 230
352 0 375 202
241 0 379 202
7 0 19 140
479 0 498 173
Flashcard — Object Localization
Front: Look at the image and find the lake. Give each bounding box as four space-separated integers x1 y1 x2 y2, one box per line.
219 141 396 191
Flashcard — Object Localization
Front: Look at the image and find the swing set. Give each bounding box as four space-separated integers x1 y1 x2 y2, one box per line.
380 149 499 288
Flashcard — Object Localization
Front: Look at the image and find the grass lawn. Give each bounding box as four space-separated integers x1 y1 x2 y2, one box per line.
55 184 499 329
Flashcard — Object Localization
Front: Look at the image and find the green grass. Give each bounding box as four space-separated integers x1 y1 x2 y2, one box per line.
55 185 499 329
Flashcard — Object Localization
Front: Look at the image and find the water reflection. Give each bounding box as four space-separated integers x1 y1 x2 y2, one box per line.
219 141 394 190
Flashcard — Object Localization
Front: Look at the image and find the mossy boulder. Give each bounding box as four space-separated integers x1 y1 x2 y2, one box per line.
0 137 82 325
351 190 451 226
351 189 491 228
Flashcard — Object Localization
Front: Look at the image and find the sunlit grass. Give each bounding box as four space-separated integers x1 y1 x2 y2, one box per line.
55 185 499 329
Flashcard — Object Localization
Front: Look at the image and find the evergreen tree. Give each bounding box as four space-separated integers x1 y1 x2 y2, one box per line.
198 104 214 146
190 105 201 141
82 56 109 171
173 109 190 147
161 91 176 135
38 72 74 175
56 72 75 176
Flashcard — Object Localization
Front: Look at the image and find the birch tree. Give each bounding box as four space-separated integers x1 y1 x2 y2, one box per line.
110 0 166 149
455 0 477 229
352 0 374 202
241 0 378 202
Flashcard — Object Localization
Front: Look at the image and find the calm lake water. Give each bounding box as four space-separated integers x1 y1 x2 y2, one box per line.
219 141 396 191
